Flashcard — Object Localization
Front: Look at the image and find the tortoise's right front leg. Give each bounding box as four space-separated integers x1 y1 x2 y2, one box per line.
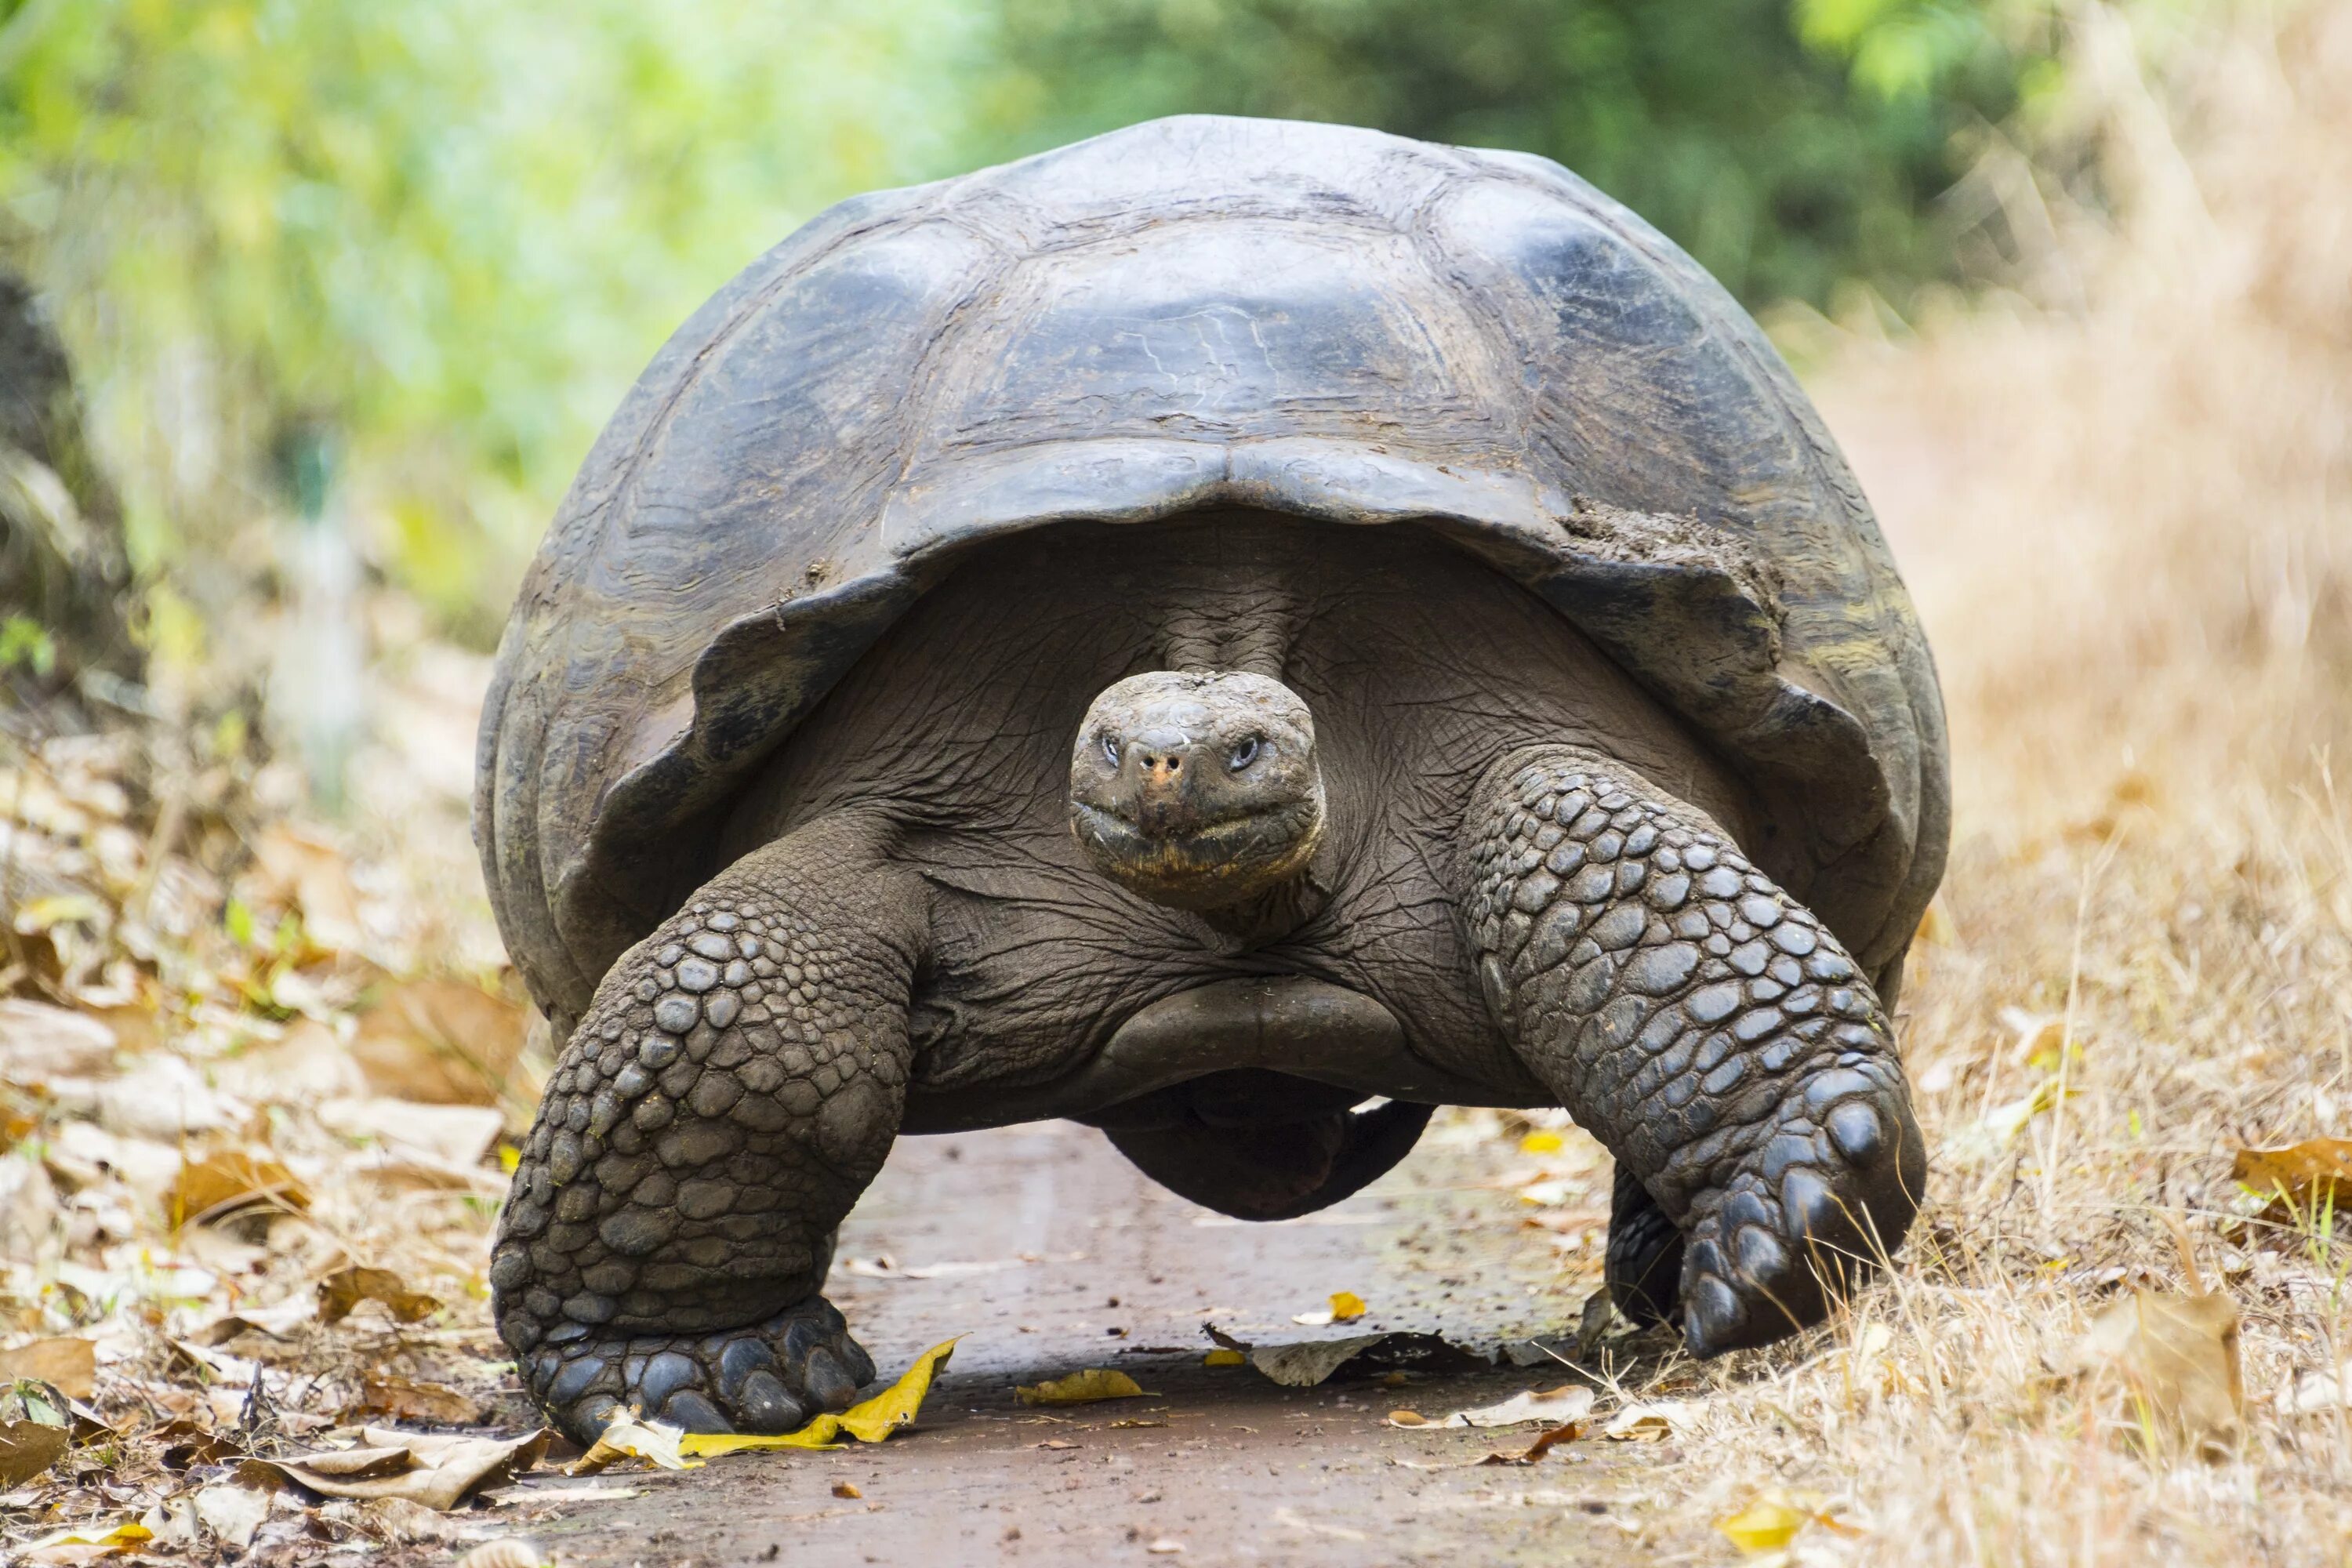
491 815 924 1443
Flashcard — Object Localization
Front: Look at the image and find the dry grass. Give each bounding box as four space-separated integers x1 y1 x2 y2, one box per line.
1594 2 2352 1560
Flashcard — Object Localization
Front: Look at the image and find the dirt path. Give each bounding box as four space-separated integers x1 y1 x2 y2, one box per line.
513 1120 1667 1566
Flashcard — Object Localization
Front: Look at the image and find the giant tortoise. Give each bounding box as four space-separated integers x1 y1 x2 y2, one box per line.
479 115 1947 1441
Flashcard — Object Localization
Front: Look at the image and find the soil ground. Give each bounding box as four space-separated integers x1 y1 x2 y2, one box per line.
514 1120 1663 1567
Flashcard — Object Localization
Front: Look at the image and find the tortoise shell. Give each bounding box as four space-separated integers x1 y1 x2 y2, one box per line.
477 115 1948 1029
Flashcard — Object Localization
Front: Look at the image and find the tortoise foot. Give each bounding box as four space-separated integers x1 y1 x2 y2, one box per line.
522 1295 874 1444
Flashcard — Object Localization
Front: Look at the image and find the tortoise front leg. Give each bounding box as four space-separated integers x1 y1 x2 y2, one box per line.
1457 746 1926 1356
490 815 924 1442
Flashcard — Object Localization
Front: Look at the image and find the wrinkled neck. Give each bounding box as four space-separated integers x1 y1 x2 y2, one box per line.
1152 528 1302 677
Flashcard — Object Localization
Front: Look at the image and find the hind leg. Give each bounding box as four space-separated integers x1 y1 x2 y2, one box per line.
490 815 926 1442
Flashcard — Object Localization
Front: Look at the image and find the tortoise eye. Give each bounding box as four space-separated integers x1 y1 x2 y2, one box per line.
1228 737 1261 771
1100 735 1120 768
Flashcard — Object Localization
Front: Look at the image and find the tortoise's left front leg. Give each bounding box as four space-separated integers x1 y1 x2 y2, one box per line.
1457 746 1926 1356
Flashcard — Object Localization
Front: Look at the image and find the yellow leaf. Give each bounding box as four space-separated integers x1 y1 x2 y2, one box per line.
1715 1490 1814 1555
1014 1367 1150 1406
1203 1348 1246 1367
170 1149 310 1227
20 1517 153 1558
680 1338 960 1455
1519 1130 1565 1154
1328 1291 1367 1323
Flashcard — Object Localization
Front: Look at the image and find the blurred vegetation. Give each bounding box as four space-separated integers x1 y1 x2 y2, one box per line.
0 0 2067 652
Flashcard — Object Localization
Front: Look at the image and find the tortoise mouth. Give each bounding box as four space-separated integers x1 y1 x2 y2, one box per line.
1070 793 1325 911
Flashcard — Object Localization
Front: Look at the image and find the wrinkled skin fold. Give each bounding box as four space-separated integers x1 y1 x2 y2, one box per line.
488 518 1929 1442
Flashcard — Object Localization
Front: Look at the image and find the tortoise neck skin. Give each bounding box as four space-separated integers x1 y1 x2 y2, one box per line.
1067 668 1328 924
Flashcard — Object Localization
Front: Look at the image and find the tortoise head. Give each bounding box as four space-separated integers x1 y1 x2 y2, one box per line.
1069 670 1326 913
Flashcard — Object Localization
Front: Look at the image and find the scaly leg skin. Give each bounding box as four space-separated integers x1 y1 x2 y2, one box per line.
490 816 924 1442
1460 746 1927 1356
1604 1163 1683 1326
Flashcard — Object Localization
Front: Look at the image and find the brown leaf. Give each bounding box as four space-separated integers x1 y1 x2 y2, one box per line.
318 1265 443 1326
169 1149 310 1227
0 1418 67 1486
832 1480 862 1498
2234 1139 2352 1222
241 1427 548 1511
2067 1290 2244 1454
350 979 528 1106
1480 1421 1583 1465
0 1338 96 1399
353 1375 482 1425
248 822 365 954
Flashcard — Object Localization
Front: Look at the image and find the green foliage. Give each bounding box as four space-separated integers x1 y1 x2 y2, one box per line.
0 0 2061 638
0 0 981 630
980 0 2056 308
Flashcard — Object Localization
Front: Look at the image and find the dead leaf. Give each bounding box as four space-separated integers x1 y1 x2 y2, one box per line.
678 1338 959 1455
0 1418 68 1486
318 1265 444 1325
248 822 365 954
1483 1422 1584 1465
1290 1290 1368 1327
16 1516 152 1563
2276 1362 2352 1417
0 1338 96 1399
350 979 528 1106
455 1541 551 1568
1716 1489 1838 1555
1384 1385 1594 1429
832 1480 862 1498
354 1375 482 1425
1600 1400 1690 1441
0 999 117 1081
319 1097 504 1167
1017 1367 1151 1406
242 1426 549 1510
1202 1348 1246 1367
2065 1290 2244 1454
2234 1138 2352 1224
191 1484 272 1550
568 1413 698 1474
169 1149 309 1226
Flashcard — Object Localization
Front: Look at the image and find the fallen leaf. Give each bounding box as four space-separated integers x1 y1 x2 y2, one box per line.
1016 1368 1151 1406
1519 1130 1566 1155
354 1374 483 1425
2065 1290 2243 1454
454 1541 551 1568
1291 1290 1368 1327
248 822 365 954
1202 1348 1247 1367
0 999 117 1081
1385 1385 1595 1429
568 1413 698 1473
1483 1422 1583 1464
319 1097 505 1167
1601 1401 1690 1441
1146 1541 1185 1555
318 1265 444 1325
0 1418 68 1486
170 1149 309 1226
0 1337 96 1399
2234 1139 2352 1222
350 979 528 1106
16 1516 152 1562
680 1338 960 1454
1716 1489 1836 1555
1239 1330 1483 1388
242 1426 549 1510
191 1484 271 1550
832 1480 862 1498
2277 1362 2352 1416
